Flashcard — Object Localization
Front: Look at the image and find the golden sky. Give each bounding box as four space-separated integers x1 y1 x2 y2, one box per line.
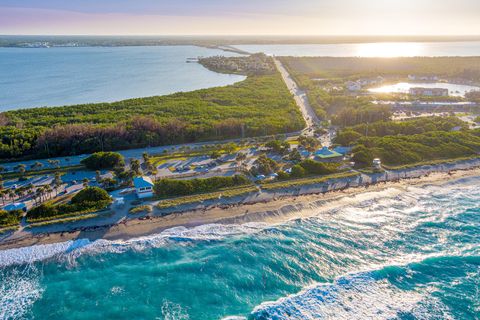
1 0 479 35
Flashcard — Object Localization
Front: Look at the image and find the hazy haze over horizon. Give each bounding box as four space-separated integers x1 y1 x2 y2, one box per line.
1 0 480 36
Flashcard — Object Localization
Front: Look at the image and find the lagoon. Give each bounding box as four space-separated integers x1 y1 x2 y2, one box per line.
235 41 480 57
368 82 480 97
0 46 245 111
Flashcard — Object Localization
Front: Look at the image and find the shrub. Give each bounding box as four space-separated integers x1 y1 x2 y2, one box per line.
154 175 251 197
0 209 22 228
81 152 125 170
27 187 111 221
251 154 279 175
290 165 306 178
71 187 111 204
299 159 339 175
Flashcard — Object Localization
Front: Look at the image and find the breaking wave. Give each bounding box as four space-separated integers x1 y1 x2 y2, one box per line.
249 255 480 320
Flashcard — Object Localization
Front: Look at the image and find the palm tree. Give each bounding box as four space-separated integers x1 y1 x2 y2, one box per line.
53 172 62 196
8 189 15 203
15 164 26 177
36 188 43 203
44 185 52 200
95 170 102 183
0 190 6 205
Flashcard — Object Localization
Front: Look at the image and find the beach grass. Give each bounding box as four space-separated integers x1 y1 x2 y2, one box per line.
129 205 153 214
260 172 360 190
26 210 115 228
156 185 258 210
382 155 480 170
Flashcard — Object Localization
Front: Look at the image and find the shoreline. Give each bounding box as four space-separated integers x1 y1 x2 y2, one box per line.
1 165 479 251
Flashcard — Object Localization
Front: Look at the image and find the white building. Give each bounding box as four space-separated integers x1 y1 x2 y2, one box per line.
133 176 154 199
409 87 448 97
373 158 382 170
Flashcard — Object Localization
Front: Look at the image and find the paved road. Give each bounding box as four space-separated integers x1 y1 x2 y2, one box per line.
273 57 320 132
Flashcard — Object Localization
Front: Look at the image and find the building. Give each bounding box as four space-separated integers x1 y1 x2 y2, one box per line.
133 176 154 199
346 81 362 91
408 75 439 81
409 87 448 97
373 158 382 170
333 146 353 156
314 147 343 162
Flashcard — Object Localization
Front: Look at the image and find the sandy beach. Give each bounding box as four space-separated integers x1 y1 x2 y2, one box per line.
1 165 479 251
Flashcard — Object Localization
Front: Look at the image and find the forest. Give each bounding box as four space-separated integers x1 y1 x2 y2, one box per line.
0 73 304 160
335 117 467 145
280 56 480 81
352 130 480 166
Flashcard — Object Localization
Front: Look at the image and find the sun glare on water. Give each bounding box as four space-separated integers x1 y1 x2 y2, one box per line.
354 42 424 57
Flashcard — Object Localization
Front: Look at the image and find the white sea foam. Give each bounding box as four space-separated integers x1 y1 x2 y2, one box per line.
0 238 91 268
0 222 269 268
249 271 453 320
0 266 43 320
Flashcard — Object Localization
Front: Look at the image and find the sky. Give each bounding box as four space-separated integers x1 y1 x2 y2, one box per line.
1 0 479 36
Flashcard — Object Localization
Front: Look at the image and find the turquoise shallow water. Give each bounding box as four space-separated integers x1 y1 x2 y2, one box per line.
1 176 480 319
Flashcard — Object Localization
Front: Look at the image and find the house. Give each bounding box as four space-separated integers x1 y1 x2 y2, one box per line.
133 176 154 199
346 81 362 91
373 158 382 169
408 75 439 81
4 202 27 212
333 146 353 156
299 150 311 158
409 87 448 97
314 147 343 162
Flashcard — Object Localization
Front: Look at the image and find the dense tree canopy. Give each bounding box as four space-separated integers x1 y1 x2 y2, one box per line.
81 152 125 170
335 117 466 145
154 175 250 197
0 73 304 161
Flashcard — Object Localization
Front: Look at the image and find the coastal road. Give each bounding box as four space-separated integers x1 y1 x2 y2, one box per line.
273 57 320 133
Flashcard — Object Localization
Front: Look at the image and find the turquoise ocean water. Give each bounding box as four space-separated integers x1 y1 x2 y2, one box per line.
1 176 479 319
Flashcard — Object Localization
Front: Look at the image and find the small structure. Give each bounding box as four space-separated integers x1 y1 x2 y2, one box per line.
346 81 362 91
299 150 311 158
113 197 125 207
133 176 154 199
373 158 382 170
408 74 439 81
409 87 448 97
4 202 27 212
333 146 353 156
314 147 343 162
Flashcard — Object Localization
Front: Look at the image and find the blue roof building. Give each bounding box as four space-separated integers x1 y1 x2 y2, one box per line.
314 147 343 161
333 146 353 156
133 176 154 199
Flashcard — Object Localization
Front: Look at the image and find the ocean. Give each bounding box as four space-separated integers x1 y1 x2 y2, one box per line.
1 176 479 319
0 46 245 111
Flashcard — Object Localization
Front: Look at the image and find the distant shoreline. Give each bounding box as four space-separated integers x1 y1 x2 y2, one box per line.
1 158 480 251
2 35 480 48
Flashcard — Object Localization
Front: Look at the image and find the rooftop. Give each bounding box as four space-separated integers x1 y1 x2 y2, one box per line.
314 147 343 159
133 176 154 188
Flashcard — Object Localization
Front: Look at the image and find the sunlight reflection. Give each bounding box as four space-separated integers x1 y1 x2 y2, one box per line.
354 42 424 57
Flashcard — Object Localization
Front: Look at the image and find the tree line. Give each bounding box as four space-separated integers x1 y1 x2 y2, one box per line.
0 73 304 160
